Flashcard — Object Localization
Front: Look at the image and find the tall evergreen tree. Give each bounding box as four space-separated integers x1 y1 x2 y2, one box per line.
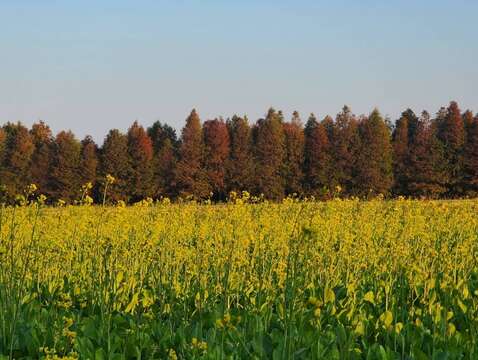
147 121 178 154
0 128 5 166
80 136 98 188
0 122 34 199
321 115 335 141
30 121 53 196
155 138 177 198
253 108 286 200
175 109 210 199
203 118 230 200
407 111 448 198
303 114 331 196
0 127 5 200
100 129 132 202
437 101 465 196
127 121 154 201
147 121 178 199
392 113 409 196
283 111 304 195
463 113 478 195
226 115 254 194
355 109 393 197
50 131 81 202
392 109 419 196
332 106 361 195
463 110 475 133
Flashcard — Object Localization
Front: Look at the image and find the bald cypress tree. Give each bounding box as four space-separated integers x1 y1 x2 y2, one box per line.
0 122 34 200
203 118 230 200
392 109 419 196
175 109 210 199
438 102 465 152
321 115 335 140
0 128 5 201
30 121 53 196
355 109 393 197
407 111 448 198
100 129 132 203
283 111 305 196
392 114 409 196
147 121 179 199
253 108 286 200
148 121 179 154
226 115 254 194
50 131 81 202
437 101 465 196
331 106 361 196
155 138 177 198
463 110 475 136
463 113 478 196
303 114 331 197
0 128 5 167
80 136 98 189
127 121 154 201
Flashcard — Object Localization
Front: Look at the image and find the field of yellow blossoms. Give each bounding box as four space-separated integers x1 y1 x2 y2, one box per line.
1 195 478 359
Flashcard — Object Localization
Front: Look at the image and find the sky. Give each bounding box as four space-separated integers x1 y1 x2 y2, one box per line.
1 0 477 143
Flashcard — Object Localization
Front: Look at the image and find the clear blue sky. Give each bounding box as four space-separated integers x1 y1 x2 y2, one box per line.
1 0 477 142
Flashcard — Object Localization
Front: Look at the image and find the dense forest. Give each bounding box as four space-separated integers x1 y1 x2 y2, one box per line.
1 101 477 204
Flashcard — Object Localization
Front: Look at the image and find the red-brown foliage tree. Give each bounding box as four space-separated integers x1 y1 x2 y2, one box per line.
127 121 154 201
0 122 35 200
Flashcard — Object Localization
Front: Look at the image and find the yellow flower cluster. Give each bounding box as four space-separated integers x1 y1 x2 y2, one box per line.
1 198 477 356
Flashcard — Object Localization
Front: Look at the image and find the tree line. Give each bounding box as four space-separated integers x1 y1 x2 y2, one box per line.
0 101 477 204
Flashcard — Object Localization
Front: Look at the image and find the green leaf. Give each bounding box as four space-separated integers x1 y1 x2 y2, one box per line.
95 348 106 360
413 348 430 360
82 318 98 339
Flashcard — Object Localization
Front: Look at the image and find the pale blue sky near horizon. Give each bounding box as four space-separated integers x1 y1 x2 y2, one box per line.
1 0 477 143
